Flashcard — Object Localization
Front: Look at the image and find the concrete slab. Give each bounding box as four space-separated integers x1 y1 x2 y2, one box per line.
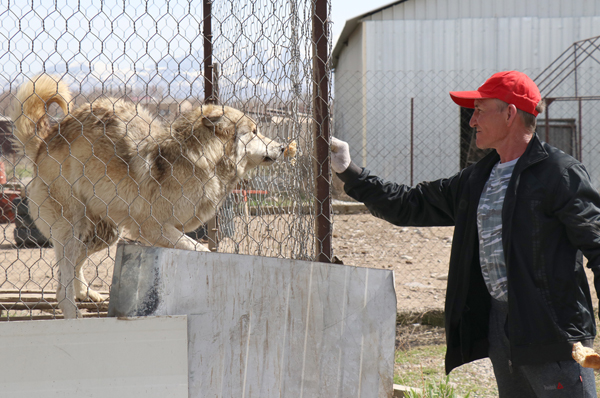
0 316 188 398
109 243 397 398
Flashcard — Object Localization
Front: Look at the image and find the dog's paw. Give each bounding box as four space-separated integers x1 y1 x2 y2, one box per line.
76 289 106 303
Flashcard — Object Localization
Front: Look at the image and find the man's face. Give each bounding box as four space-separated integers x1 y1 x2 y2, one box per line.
470 99 509 150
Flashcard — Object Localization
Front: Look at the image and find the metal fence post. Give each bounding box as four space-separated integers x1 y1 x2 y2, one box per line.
203 0 219 251
312 0 332 263
204 0 215 105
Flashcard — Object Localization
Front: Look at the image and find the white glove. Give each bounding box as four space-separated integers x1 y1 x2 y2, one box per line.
330 137 351 173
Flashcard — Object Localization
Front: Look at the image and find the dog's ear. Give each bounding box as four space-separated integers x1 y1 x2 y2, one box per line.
201 105 224 128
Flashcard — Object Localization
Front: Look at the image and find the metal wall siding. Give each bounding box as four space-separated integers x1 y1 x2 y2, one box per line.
424 0 437 20
445 0 459 19
335 25 364 73
480 18 496 70
444 20 457 71
405 20 418 71
403 0 417 20
587 0 600 15
361 17 600 73
362 0 600 20
422 20 433 71
383 7 395 20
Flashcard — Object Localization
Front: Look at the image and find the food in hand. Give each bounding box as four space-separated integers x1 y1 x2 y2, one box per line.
572 342 600 369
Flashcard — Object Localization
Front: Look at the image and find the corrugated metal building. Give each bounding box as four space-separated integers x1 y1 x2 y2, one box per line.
333 0 600 185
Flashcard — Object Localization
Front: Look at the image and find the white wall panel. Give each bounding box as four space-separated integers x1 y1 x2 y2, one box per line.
584 0 599 15
360 17 600 74
403 0 416 20
335 25 364 73
444 20 457 71
0 317 188 398
582 16 600 39
362 0 600 20
424 0 438 20
445 0 460 19
404 20 418 71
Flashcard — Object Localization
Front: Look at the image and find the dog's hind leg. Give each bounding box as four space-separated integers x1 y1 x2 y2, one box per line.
53 229 87 319
26 186 81 318
73 217 118 303
54 216 117 318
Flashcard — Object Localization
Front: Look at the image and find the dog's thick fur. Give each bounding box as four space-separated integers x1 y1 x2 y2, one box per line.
10 74 285 318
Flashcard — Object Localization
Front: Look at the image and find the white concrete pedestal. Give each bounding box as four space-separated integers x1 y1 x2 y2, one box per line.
109 243 397 398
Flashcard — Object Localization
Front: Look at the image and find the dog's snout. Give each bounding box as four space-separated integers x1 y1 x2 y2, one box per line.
280 144 286 152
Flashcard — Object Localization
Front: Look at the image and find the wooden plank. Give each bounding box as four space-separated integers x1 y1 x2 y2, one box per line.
109 243 397 398
0 290 109 296
0 313 107 321
0 301 109 311
0 294 58 303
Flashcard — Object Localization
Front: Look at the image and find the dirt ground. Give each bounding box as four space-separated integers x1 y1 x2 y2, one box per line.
0 212 452 311
332 212 453 312
1 210 597 317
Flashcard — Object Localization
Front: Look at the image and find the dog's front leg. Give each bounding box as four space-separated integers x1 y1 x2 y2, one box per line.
173 232 210 252
56 256 79 319
140 224 210 252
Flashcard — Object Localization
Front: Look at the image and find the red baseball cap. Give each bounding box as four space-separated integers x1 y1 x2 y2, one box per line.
449 71 542 116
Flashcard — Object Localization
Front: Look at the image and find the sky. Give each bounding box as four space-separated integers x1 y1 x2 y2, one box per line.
0 0 398 98
330 0 396 45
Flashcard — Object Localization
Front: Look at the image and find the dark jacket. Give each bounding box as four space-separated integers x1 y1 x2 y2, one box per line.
338 134 600 374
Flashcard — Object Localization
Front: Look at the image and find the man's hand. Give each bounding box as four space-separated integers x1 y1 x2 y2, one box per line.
331 137 351 173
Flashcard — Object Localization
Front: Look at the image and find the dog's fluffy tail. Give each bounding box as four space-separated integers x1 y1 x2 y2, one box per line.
9 75 71 159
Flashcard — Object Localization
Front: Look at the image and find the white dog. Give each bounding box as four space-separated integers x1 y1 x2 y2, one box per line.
10 74 287 318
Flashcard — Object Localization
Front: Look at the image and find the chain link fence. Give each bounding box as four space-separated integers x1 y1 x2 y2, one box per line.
3 1 598 325
0 0 333 320
332 37 600 314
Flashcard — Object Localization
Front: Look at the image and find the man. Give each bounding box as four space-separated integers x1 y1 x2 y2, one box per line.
331 71 600 397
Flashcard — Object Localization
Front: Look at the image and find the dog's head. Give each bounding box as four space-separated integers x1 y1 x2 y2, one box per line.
198 105 285 171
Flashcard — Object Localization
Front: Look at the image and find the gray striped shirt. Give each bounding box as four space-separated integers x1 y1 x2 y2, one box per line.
477 158 518 302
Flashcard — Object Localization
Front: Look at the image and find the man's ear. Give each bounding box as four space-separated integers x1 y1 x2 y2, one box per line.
201 105 224 127
506 104 518 125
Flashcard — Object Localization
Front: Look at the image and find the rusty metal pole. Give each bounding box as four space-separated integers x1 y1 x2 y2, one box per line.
410 97 414 186
578 98 583 161
312 0 332 263
203 0 215 105
203 0 218 251
545 98 550 145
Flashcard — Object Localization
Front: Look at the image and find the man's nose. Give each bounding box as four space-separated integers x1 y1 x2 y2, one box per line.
469 114 477 128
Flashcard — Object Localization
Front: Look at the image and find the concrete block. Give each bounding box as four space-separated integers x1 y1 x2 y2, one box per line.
109 243 397 398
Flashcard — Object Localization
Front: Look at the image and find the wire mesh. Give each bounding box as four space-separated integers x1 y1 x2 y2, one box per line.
332 41 600 312
0 0 328 320
4 0 597 324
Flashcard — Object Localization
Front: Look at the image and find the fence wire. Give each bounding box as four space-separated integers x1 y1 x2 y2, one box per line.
0 0 329 320
3 1 597 325
333 44 600 312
